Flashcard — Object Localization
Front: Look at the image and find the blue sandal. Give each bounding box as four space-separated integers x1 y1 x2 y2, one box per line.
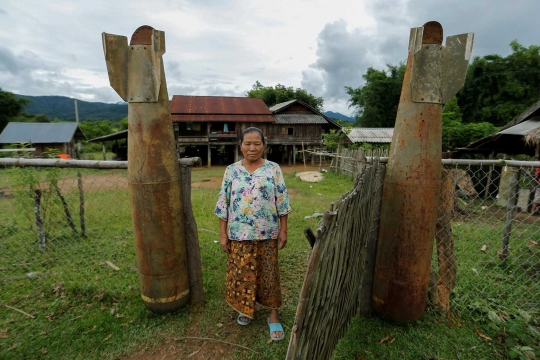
237 313 252 325
267 317 285 341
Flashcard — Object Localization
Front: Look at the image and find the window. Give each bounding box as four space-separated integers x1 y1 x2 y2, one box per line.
288 127 294 135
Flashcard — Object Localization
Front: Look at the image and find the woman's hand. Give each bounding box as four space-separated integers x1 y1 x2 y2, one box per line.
220 234 231 254
278 229 287 250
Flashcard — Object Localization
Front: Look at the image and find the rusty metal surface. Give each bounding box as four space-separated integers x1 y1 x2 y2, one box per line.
372 32 443 322
103 26 190 313
130 25 154 45
442 33 474 103
421 21 443 44
170 95 273 115
102 33 128 101
171 114 275 123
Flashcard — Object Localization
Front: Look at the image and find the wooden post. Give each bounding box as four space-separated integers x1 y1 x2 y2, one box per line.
293 145 296 168
288 145 292 166
434 169 456 312
234 145 238 162
484 151 495 199
77 171 86 237
358 163 386 313
500 167 520 261
302 142 306 171
34 189 45 250
311 147 315 166
52 181 78 235
207 145 211 168
336 146 341 175
102 143 106 161
179 159 205 305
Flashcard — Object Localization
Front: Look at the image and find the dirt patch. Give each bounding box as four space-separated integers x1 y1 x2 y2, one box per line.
121 310 251 360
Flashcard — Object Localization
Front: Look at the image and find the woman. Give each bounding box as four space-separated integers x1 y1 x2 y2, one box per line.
214 127 291 341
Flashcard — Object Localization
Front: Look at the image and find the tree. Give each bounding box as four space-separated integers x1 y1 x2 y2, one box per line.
345 64 405 128
0 88 30 132
441 97 498 151
247 81 324 112
458 41 540 126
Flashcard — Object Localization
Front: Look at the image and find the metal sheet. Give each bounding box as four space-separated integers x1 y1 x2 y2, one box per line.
442 33 474 103
0 122 86 144
171 95 272 115
127 45 161 102
171 114 274 123
498 119 540 135
411 44 443 103
102 33 128 101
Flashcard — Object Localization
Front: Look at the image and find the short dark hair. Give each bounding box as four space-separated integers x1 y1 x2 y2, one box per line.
241 127 266 145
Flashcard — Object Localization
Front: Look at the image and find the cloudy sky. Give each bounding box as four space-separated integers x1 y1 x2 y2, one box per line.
1 0 539 115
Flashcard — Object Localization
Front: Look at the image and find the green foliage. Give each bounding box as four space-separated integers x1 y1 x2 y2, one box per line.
247 81 324 111
346 64 405 128
322 126 351 151
119 117 128 131
79 120 115 141
458 41 540 126
473 304 540 359
0 88 31 132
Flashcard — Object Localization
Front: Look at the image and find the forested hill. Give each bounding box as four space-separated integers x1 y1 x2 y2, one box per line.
15 95 127 122
324 111 355 122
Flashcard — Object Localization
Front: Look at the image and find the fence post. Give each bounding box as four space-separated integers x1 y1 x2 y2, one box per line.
500 166 520 261
434 168 456 312
77 171 86 237
484 151 495 199
179 158 205 305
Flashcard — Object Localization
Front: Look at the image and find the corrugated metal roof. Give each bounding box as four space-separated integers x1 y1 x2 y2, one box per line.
269 99 296 112
0 122 87 144
498 118 540 135
347 128 394 143
274 114 328 124
171 115 274 123
88 129 128 142
171 96 272 115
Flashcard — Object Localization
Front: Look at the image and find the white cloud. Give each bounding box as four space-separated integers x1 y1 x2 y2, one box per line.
0 0 539 115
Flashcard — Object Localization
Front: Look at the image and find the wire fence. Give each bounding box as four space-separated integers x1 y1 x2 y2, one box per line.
430 160 540 318
1 158 539 321
0 160 135 298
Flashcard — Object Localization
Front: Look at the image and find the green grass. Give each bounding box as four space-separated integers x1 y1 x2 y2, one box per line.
0 167 538 359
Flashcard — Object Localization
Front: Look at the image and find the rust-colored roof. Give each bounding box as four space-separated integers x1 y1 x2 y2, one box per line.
171 115 274 123
171 95 273 115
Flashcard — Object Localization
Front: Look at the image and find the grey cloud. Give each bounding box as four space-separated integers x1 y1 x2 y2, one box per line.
301 19 404 102
303 0 540 112
0 9 7 15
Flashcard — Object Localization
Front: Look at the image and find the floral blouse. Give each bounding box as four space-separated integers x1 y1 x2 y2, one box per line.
214 160 292 241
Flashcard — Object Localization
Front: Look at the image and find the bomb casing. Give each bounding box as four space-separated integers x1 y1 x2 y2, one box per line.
102 26 189 313
372 22 473 322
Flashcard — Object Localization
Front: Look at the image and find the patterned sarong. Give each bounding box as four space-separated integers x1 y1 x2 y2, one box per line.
225 238 282 319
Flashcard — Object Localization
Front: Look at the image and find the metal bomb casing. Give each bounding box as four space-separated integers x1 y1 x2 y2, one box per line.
372 22 473 322
102 26 189 313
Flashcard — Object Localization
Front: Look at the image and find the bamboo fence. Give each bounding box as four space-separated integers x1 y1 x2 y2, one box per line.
286 159 385 360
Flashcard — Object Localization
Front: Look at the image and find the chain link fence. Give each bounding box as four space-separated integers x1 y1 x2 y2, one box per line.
1 158 539 320
431 159 540 318
0 160 136 299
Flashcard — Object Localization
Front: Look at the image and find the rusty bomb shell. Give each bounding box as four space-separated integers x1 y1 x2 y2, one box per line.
102 26 189 313
371 22 473 322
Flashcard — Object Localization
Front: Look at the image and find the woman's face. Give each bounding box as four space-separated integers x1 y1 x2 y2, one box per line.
241 131 264 163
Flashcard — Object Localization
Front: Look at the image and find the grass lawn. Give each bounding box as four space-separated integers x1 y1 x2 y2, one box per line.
0 165 538 359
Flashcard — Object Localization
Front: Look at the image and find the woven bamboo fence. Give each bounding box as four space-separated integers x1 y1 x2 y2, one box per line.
329 148 389 178
286 160 386 360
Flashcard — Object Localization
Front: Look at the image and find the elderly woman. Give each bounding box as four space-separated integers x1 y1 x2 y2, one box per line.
214 127 291 341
